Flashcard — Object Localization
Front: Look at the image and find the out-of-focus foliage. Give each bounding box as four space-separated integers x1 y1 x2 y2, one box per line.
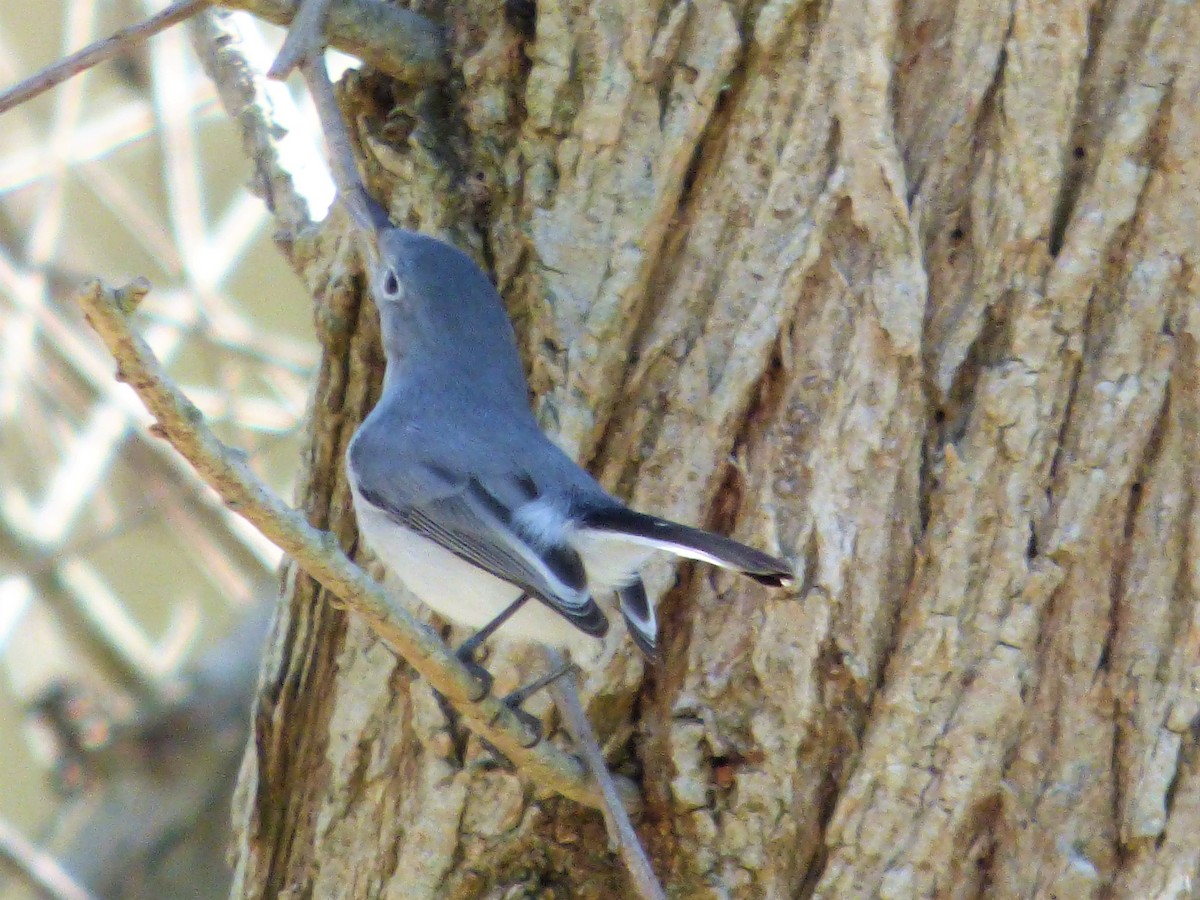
0 2 331 896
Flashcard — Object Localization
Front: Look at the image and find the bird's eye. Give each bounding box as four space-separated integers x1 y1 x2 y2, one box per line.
379 268 403 301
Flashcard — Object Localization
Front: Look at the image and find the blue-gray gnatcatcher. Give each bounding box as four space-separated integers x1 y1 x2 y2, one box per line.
347 228 793 660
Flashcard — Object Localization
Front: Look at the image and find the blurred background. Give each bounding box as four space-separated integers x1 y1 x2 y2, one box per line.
0 2 340 896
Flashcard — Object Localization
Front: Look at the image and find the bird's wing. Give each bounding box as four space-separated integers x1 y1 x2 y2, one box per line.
354 459 608 637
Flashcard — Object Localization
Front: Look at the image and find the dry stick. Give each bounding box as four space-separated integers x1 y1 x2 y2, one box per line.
263 0 380 235
0 0 207 115
0 817 98 900
297 55 379 237
547 652 667 900
190 10 315 243
74 278 639 814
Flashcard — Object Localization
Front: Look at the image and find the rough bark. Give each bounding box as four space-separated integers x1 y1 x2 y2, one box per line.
230 0 1200 896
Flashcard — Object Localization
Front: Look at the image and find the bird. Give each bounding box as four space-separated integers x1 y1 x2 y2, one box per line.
346 226 793 667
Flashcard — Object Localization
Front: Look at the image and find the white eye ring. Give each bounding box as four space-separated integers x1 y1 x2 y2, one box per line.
377 267 404 302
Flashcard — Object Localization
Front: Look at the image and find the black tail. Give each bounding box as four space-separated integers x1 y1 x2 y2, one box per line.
581 507 793 587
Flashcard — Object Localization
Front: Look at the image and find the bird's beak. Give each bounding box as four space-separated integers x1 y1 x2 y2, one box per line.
362 193 393 235
347 190 393 272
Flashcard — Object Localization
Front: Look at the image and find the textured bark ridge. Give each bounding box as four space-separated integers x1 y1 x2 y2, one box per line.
231 0 1200 896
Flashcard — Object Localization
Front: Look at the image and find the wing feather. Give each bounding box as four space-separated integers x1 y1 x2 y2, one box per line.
355 467 608 638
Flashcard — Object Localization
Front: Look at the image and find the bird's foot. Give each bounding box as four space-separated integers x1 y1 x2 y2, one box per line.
455 650 494 699
453 593 530 697
499 659 578 746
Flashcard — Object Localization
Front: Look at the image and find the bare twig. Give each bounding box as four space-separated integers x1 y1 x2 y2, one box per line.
547 651 666 900
267 0 336 79
73 277 640 814
270 0 386 244
0 0 207 116
298 55 382 238
0 817 97 900
189 10 317 242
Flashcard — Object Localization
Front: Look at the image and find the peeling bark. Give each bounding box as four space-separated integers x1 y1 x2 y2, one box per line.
230 0 1200 896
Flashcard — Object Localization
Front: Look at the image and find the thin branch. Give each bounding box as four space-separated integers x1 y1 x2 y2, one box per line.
189 10 316 243
0 817 97 900
547 651 666 900
73 277 640 815
298 54 382 238
267 0 335 79
0 0 207 116
270 0 386 246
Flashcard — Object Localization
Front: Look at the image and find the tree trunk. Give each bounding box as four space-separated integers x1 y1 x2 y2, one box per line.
229 0 1200 896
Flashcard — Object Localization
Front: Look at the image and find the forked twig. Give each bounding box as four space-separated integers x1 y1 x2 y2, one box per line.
218 0 447 83
297 55 382 238
265 0 384 238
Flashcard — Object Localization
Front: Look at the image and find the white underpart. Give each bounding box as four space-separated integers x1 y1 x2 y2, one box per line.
351 481 595 651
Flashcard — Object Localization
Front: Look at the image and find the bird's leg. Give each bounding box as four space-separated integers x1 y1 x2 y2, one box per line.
503 658 578 708
457 592 529 662
495 658 577 746
454 592 530 695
